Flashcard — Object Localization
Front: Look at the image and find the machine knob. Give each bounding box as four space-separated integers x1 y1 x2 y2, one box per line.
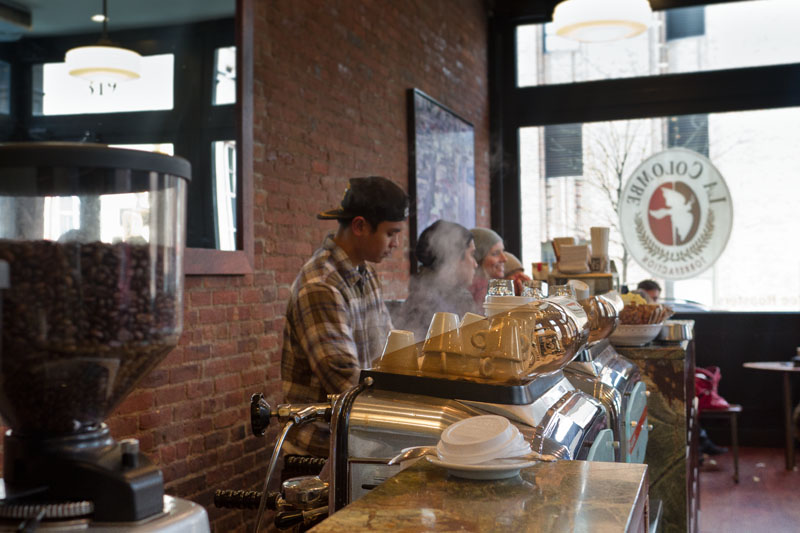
120 438 139 468
251 393 272 437
645 390 651 397
647 424 654 431
612 441 620 449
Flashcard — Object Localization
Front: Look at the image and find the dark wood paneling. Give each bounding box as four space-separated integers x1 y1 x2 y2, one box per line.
512 64 800 127
678 312 800 447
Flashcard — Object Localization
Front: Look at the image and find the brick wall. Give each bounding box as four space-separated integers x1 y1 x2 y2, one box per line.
0 2 490 532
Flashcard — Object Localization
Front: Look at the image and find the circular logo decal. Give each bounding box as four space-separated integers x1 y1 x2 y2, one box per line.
619 148 733 281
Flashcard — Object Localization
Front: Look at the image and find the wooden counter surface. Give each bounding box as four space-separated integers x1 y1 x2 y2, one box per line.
311 459 648 532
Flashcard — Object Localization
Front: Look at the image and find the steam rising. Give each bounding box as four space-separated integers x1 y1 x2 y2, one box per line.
395 220 478 341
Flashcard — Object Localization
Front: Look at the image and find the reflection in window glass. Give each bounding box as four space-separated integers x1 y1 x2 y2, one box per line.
520 108 800 311
35 54 174 116
213 140 237 250
213 46 236 105
0 61 9 114
517 0 800 87
43 196 81 242
42 192 151 245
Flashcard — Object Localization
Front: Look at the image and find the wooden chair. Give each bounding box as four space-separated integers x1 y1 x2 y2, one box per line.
700 404 742 483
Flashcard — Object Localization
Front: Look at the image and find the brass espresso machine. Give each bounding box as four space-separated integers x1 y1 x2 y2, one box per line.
345 293 616 501
229 292 616 531
0 144 209 531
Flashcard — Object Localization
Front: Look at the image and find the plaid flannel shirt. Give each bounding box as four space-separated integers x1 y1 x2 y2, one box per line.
281 235 392 456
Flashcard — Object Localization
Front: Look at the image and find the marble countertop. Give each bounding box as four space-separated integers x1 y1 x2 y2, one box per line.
311 459 648 532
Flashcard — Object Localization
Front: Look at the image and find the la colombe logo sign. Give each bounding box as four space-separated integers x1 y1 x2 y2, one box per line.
619 148 733 281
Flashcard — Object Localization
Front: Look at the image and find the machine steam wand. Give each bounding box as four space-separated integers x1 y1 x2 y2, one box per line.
249 394 332 533
230 378 374 531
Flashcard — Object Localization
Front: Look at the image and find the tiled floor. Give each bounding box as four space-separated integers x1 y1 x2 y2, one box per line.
699 447 800 533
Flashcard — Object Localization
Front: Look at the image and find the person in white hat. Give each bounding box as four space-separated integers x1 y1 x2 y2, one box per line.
468 228 507 305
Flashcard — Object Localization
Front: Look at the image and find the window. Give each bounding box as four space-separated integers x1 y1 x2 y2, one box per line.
517 0 800 87
213 46 236 105
500 0 800 311
520 108 800 311
666 7 706 41
35 54 174 116
544 123 583 178
667 114 708 157
212 140 237 251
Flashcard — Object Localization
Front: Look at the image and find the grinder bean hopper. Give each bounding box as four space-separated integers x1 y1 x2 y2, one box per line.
0 143 208 531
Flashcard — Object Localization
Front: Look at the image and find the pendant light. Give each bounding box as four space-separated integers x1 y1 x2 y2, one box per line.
64 0 141 83
552 0 653 43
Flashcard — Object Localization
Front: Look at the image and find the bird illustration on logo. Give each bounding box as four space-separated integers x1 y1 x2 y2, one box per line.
647 182 701 246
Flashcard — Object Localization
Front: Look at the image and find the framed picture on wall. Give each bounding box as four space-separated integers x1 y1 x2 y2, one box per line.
407 88 476 272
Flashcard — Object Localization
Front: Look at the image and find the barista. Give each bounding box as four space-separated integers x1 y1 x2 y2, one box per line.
281 176 409 456
398 220 479 341
468 227 507 305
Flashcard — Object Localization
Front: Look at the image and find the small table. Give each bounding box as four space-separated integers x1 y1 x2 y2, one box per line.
742 361 800 470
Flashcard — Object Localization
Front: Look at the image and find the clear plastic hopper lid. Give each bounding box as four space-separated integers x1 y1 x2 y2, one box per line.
0 143 191 436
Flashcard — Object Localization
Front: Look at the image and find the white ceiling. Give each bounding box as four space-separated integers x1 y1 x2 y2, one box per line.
0 0 234 40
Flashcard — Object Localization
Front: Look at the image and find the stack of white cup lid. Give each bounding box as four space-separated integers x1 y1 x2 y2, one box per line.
436 415 531 465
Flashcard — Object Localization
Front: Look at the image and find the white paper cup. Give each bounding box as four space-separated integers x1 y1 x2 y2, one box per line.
423 312 462 354
378 329 419 373
460 312 485 327
590 226 610 257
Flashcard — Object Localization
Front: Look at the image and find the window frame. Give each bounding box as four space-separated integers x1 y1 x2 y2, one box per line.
489 0 800 258
0 0 254 275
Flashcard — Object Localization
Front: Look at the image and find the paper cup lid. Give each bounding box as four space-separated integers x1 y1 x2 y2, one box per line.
440 415 512 450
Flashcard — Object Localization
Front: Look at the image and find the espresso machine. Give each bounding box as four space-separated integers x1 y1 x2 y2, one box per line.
564 292 650 463
344 294 616 502
235 295 615 529
0 143 209 531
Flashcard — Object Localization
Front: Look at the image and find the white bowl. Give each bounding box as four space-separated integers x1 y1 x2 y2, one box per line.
609 324 663 346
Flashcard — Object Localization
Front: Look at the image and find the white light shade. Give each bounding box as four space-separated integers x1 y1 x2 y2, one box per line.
65 45 142 83
552 0 653 43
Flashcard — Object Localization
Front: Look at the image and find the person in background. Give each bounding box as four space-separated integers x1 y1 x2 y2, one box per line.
468 228 506 305
634 279 662 303
503 252 531 296
281 176 409 457
632 278 725 456
398 220 479 341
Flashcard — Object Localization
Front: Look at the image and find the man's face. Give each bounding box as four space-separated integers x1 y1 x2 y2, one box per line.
360 220 404 263
645 289 661 302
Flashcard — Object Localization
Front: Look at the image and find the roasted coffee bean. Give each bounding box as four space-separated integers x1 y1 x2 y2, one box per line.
0 240 181 435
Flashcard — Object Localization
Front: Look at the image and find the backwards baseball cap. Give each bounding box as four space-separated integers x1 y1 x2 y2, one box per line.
317 176 409 223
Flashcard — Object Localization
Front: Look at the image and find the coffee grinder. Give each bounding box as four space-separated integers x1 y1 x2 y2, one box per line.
0 143 209 531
